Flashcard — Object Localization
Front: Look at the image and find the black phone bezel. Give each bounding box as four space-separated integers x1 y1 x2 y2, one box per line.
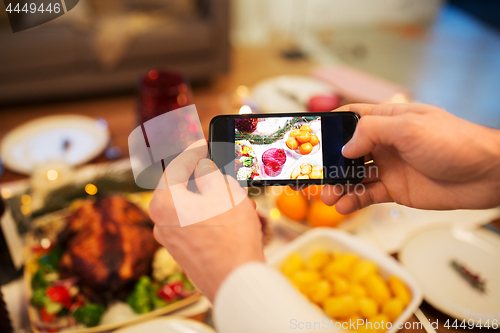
209 111 364 187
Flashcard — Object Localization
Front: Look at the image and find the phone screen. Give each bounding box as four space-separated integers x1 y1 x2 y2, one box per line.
210 112 364 186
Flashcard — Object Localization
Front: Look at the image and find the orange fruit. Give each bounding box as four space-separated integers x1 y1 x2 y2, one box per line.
307 200 347 227
276 191 308 221
296 131 311 143
286 137 299 150
299 142 313 155
309 134 319 147
290 129 300 138
301 185 323 200
300 125 312 133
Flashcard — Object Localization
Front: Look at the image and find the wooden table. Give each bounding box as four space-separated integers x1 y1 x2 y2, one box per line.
0 45 494 333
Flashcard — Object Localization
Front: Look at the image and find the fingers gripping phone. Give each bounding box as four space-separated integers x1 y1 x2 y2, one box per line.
209 112 364 187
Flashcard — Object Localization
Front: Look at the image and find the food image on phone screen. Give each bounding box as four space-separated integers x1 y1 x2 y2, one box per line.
209 112 364 186
235 116 324 181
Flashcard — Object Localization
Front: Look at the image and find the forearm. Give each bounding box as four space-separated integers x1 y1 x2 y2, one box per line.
214 262 344 333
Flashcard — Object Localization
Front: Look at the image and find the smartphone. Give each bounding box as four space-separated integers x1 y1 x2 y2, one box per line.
209 112 364 187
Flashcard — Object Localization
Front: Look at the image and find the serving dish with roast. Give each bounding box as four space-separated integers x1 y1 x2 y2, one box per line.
25 195 199 333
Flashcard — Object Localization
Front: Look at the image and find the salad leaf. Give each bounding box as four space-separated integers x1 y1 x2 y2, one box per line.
166 272 184 284
73 303 106 327
31 288 48 307
182 278 195 291
242 157 253 167
152 293 168 309
148 283 169 309
127 274 189 313
126 276 152 314
31 270 48 290
44 299 63 315
167 272 195 291
38 246 63 273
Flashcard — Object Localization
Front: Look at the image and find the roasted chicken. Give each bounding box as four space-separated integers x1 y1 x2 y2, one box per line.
59 196 159 293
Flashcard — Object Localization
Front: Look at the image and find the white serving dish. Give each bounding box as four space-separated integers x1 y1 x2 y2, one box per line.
267 228 423 333
114 317 216 333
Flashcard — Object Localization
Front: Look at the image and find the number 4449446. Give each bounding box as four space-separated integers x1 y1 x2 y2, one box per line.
444 319 498 329
5 3 62 14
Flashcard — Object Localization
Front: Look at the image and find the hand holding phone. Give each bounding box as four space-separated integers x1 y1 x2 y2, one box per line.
321 103 500 215
209 112 364 187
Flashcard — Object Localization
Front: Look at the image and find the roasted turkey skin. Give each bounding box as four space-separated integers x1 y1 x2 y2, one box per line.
59 196 159 292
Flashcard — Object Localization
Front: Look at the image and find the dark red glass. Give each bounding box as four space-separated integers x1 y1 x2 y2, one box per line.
137 70 192 124
262 148 286 177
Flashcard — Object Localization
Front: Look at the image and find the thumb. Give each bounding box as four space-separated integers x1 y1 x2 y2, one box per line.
194 158 227 194
342 115 398 159
195 159 248 206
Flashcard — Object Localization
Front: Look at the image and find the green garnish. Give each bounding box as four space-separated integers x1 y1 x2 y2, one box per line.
127 276 153 314
73 303 106 327
31 288 48 307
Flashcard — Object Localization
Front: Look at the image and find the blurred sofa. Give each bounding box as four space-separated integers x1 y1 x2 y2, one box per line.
0 0 229 104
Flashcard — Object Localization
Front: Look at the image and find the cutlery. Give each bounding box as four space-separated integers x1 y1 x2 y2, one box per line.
414 308 438 333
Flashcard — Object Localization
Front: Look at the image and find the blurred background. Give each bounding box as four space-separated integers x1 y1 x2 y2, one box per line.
1 1 500 333
1 0 500 126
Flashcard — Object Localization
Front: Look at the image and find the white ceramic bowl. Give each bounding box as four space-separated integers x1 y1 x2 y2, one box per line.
267 228 423 333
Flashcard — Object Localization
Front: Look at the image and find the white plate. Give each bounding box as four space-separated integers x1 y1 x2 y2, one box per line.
267 228 423 333
114 317 216 333
251 75 337 113
1 115 110 174
399 226 500 323
352 203 500 254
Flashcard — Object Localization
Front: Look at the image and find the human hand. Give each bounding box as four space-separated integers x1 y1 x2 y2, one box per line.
149 140 265 302
322 103 500 214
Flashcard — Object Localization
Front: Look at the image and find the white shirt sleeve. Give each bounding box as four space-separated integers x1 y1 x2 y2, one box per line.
214 262 345 333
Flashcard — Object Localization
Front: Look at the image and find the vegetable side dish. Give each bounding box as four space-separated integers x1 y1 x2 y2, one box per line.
280 249 412 331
